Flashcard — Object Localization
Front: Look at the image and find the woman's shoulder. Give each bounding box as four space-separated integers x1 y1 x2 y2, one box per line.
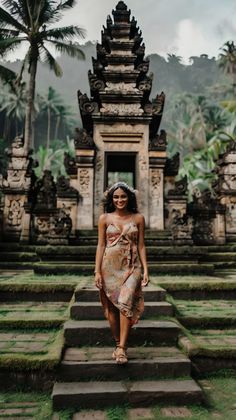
133 212 145 224
98 213 108 224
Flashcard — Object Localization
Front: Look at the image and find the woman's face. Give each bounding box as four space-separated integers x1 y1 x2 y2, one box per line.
112 187 129 211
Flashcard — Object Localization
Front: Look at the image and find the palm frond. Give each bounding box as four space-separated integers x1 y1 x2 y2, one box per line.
0 37 25 56
43 25 86 41
48 40 85 60
0 6 26 33
0 64 17 84
0 28 20 36
39 45 63 77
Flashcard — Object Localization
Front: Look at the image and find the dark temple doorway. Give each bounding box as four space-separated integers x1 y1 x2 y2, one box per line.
105 153 136 189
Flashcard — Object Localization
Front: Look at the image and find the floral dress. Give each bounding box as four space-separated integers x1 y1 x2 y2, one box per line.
100 219 144 325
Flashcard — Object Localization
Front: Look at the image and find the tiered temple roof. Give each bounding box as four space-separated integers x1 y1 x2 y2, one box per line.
77 1 165 143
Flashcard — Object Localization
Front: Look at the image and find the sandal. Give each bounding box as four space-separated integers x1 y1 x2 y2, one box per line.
115 346 128 365
112 340 120 360
112 347 118 360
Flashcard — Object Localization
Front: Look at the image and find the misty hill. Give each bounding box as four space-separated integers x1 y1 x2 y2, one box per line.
1 41 225 126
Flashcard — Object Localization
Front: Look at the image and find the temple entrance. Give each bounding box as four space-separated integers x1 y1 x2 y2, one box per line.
105 152 136 189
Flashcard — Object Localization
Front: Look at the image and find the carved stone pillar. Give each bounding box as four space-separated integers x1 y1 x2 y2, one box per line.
213 142 236 241
76 150 95 230
148 152 166 230
0 136 35 242
20 203 31 244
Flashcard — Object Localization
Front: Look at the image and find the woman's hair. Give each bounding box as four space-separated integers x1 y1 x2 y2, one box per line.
103 182 138 213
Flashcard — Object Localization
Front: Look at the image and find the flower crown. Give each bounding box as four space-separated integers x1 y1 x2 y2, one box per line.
108 181 135 194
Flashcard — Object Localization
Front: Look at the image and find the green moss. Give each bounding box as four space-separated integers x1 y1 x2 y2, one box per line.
0 329 64 371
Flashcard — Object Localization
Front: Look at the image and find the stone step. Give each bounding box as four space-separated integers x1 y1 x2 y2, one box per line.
52 379 203 410
75 286 166 302
0 252 39 262
64 320 180 346
58 346 191 381
214 261 236 269
36 245 204 261
71 301 173 320
0 262 35 270
201 253 236 262
34 262 215 275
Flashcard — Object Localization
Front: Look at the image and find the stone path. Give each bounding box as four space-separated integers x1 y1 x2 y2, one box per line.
52 286 203 410
0 401 40 418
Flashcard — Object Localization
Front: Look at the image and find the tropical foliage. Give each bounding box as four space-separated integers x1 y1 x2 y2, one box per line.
34 137 75 178
0 0 85 150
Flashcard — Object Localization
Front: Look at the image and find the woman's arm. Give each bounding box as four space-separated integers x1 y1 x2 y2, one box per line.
136 213 149 287
94 213 107 289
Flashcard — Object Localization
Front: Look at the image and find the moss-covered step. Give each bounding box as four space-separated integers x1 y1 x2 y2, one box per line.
152 275 236 299
75 285 167 302
71 301 173 320
0 243 37 252
64 319 180 347
0 262 36 269
0 302 70 328
0 273 89 301
52 379 203 410
36 244 206 262
58 346 191 381
173 299 236 327
201 253 236 262
179 329 236 374
34 262 215 275
0 252 39 262
0 329 64 391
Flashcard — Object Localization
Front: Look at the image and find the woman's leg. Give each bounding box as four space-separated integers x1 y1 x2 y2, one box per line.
119 312 131 349
107 300 120 346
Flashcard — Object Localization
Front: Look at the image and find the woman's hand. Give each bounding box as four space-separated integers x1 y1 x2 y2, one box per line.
141 272 149 287
94 272 103 289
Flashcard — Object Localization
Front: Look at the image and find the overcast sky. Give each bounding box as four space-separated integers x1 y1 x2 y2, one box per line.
2 0 236 63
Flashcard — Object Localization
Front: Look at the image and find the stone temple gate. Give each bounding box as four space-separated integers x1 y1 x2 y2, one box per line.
75 0 166 230
1 1 236 245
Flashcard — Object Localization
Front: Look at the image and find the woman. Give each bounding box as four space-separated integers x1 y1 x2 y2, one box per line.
94 181 149 365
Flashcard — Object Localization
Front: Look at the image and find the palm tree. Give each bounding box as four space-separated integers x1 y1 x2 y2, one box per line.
0 81 27 138
54 104 76 140
219 41 236 95
39 86 62 149
0 0 86 151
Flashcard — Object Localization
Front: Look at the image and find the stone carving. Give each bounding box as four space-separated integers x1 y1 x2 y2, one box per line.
168 176 188 196
152 92 165 115
164 153 180 176
77 90 99 115
2 135 35 191
56 175 78 198
149 130 167 151
151 169 161 202
79 169 90 193
88 70 106 93
136 60 149 73
74 128 95 149
100 103 143 115
138 74 153 93
92 57 106 73
170 209 193 242
64 152 77 176
50 209 72 240
106 82 137 92
5 197 24 229
34 170 57 210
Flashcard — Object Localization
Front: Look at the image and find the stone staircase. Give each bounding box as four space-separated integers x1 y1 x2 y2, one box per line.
52 286 204 410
